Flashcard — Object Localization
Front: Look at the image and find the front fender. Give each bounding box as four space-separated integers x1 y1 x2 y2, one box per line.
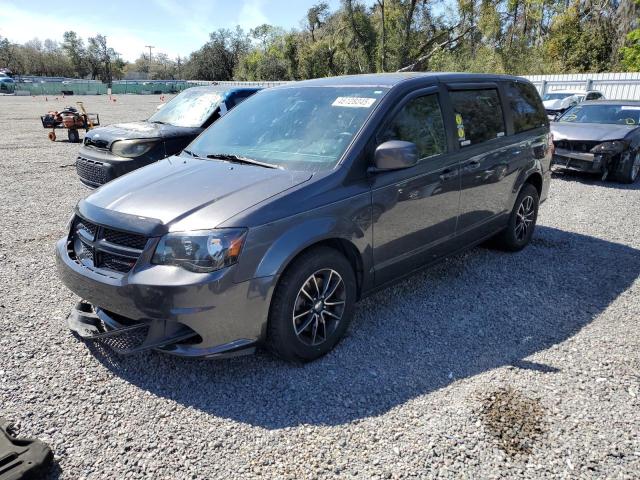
233 192 373 288
257 217 365 277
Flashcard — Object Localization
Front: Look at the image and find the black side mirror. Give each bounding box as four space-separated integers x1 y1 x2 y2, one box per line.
372 140 418 171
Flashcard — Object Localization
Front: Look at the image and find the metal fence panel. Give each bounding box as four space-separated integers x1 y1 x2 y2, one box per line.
12 75 640 98
12 79 291 96
524 73 640 100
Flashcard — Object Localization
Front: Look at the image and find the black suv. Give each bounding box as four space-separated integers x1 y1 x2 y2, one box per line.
75 86 260 188
57 73 551 362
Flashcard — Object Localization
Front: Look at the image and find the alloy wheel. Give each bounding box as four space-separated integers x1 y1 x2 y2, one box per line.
515 195 535 242
292 268 346 346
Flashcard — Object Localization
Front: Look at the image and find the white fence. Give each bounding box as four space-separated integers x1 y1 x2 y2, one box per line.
523 73 640 100
187 80 291 88
186 75 640 100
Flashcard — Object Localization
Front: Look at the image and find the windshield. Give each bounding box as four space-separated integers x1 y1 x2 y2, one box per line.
187 86 388 172
543 92 577 101
558 104 640 125
147 88 223 128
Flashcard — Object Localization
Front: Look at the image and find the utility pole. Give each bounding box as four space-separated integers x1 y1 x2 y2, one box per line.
104 35 112 90
145 45 154 78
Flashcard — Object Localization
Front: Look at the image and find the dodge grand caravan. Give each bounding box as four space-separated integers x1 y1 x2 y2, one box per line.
56 73 551 362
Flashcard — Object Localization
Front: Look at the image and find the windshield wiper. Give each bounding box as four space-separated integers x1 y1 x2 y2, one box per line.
182 149 204 158
205 153 280 169
150 120 169 125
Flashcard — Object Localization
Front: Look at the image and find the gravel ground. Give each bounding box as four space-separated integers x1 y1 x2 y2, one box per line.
0 94 639 479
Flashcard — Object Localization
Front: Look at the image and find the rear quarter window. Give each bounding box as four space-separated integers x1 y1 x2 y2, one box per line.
450 89 505 147
506 82 548 133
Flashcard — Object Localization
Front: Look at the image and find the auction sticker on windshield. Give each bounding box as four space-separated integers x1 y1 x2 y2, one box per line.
332 97 377 108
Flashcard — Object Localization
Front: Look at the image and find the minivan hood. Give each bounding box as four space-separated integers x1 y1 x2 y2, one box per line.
84 156 312 230
84 121 202 148
551 122 638 142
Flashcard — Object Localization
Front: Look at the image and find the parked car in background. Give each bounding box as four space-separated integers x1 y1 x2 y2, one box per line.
551 100 640 183
0 75 15 94
543 90 604 119
57 73 551 362
75 86 261 188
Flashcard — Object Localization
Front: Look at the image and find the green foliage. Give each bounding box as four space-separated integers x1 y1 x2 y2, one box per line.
1 0 638 81
621 29 640 71
184 27 250 81
544 4 616 73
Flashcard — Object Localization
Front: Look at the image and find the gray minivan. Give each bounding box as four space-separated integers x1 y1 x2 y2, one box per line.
56 73 551 362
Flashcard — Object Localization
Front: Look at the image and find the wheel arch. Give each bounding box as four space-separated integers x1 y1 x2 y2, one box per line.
281 238 365 300
523 171 543 196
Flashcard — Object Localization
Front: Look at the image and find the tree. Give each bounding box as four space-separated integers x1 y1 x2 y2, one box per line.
307 2 330 41
621 29 640 71
87 34 119 85
62 31 89 78
184 27 250 80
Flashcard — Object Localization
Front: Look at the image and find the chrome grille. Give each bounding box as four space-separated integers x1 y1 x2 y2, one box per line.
70 216 147 274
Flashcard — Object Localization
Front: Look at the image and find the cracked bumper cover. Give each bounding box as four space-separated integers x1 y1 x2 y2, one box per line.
55 238 277 358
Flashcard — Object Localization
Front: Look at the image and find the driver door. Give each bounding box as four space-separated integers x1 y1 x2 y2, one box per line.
370 87 461 286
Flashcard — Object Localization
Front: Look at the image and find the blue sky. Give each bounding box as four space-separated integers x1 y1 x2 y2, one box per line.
0 0 345 61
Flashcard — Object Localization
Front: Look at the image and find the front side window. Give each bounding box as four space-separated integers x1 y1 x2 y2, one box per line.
379 94 446 160
450 89 505 147
505 82 548 133
188 86 388 172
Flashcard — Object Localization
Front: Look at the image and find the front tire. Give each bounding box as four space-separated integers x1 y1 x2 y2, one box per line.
615 150 640 184
267 247 356 363
494 183 539 252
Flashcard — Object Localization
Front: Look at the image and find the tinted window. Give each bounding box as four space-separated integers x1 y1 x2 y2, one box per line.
379 94 446 160
226 91 256 108
506 82 548 133
450 89 505 146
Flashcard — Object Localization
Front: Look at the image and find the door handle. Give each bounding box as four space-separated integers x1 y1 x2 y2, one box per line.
466 160 481 170
439 168 458 181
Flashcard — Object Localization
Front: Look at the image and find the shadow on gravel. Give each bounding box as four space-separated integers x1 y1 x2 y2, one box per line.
551 170 640 190
88 226 640 429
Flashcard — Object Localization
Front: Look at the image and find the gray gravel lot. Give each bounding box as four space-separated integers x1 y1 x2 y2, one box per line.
0 94 639 479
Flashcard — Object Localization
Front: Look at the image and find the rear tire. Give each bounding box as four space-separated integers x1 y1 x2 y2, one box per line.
267 247 356 363
614 150 640 184
493 183 539 252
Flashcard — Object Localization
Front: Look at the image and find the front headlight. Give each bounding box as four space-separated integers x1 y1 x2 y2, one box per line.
151 228 247 273
590 140 629 154
111 139 159 158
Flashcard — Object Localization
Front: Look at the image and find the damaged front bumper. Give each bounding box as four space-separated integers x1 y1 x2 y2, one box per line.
552 148 601 173
552 147 632 178
56 238 277 358
67 302 257 357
